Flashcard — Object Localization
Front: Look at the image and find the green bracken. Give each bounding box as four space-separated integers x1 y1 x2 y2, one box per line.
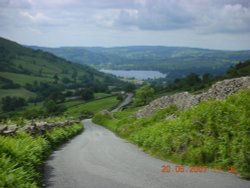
93 90 250 179
0 123 83 187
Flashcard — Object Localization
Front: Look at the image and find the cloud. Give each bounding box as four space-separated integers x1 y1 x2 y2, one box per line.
208 3 250 33
1 0 250 34
114 0 196 30
1 0 138 9
0 0 250 49
20 11 51 24
89 0 250 34
1 0 33 8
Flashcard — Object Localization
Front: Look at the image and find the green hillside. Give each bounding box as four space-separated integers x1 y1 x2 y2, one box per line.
0 37 123 100
31 46 250 79
93 89 250 179
0 37 129 118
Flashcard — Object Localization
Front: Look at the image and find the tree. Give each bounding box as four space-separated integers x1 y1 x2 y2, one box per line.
43 99 57 114
124 83 136 92
47 91 65 103
43 99 66 115
185 73 201 86
202 73 213 82
1 96 26 112
62 77 71 84
79 88 94 101
53 74 59 84
71 69 78 83
116 93 124 101
134 85 154 106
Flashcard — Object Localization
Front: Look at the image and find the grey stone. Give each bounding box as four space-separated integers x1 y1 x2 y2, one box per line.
36 122 48 131
0 125 7 134
136 76 250 118
1 118 82 137
3 130 16 135
8 125 18 132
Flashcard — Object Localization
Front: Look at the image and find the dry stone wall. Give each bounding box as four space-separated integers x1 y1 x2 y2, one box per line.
136 76 250 118
0 119 81 136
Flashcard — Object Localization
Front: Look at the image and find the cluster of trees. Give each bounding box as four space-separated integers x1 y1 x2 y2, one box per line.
150 59 250 94
24 82 66 103
150 72 215 94
43 99 66 115
226 59 250 78
134 85 155 106
167 72 215 92
0 97 67 117
1 96 27 112
77 88 94 101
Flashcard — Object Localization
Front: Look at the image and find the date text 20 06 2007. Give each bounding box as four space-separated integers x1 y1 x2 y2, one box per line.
161 165 237 173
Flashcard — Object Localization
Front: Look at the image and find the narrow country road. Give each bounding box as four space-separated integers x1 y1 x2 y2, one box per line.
112 93 133 112
44 119 250 188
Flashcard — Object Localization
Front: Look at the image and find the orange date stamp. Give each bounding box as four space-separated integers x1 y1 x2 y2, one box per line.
161 165 237 173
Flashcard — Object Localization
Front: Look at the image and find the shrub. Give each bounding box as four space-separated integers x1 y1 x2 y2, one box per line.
1 96 27 112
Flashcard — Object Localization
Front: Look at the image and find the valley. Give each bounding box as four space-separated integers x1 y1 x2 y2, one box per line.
1 1 250 187
1 37 250 188
31 46 250 80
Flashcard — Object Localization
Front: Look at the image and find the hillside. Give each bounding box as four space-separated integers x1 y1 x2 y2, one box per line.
0 37 122 101
31 46 250 79
93 83 250 179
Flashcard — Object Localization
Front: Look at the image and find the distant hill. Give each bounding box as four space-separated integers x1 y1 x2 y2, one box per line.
30 46 250 79
0 37 121 100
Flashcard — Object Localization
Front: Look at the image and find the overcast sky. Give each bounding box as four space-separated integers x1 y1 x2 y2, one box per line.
0 0 250 50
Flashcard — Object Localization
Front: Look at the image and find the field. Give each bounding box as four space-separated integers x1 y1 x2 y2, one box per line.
0 72 53 85
0 88 36 100
65 96 119 117
94 93 113 99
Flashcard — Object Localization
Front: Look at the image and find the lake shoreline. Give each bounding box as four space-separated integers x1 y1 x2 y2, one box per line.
100 69 167 80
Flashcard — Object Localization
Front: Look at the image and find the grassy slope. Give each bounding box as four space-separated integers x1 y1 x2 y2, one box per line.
0 94 119 120
93 90 250 179
0 72 53 85
0 37 117 99
0 88 36 100
65 96 119 117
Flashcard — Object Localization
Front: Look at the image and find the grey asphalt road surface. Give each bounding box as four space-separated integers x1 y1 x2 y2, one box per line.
112 93 133 112
44 119 250 188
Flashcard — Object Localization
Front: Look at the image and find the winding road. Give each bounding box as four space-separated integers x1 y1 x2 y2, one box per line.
112 93 133 112
43 119 250 188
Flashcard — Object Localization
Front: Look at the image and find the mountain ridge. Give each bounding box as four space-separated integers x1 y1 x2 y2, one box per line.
29 45 250 79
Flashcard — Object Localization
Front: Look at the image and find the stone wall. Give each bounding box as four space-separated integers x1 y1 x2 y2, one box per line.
136 76 250 118
0 119 81 136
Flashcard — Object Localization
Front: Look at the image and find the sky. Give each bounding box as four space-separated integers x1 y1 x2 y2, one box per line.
0 0 250 50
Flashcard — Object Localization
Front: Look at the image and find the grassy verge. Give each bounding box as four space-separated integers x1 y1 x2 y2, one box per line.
93 90 250 179
0 123 83 188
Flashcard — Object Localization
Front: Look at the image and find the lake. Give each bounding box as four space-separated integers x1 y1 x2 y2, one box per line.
100 69 167 80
